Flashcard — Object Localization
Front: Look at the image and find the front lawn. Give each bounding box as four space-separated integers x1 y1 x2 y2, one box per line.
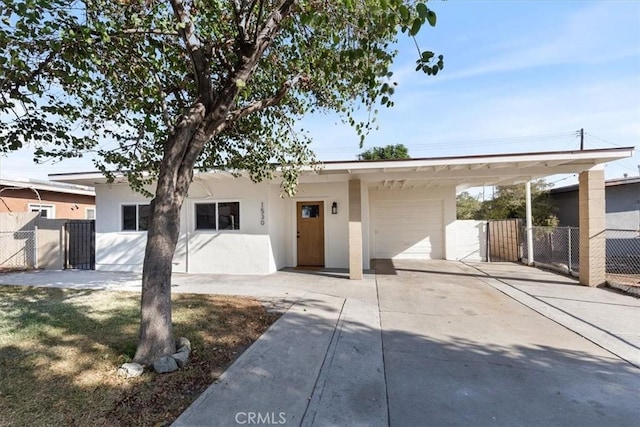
0 286 278 426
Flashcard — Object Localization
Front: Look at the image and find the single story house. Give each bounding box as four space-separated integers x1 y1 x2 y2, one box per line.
550 176 640 230
0 178 96 220
51 147 634 286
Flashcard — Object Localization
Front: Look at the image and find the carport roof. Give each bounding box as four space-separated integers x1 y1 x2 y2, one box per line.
50 147 634 191
319 147 635 191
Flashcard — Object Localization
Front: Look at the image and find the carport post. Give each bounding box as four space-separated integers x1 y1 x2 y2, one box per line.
578 166 606 286
525 181 534 265
348 179 363 280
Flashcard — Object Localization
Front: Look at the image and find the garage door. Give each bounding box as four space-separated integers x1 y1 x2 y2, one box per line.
372 199 443 259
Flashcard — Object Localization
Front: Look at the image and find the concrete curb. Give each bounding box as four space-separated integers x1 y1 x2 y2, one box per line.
606 281 640 298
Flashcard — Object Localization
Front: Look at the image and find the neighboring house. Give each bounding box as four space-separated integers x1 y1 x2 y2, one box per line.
51 147 632 281
0 178 96 220
550 176 640 230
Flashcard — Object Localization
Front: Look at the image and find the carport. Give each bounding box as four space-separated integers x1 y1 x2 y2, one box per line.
329 147 635 286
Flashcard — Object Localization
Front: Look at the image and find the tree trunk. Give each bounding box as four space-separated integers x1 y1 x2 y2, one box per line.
133 108 205 366
132 192 181 365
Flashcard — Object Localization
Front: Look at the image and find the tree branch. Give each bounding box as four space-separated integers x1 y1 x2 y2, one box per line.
169 0 212 107
219 0 297 111
0 49 57 94
153 73 174 132
120 28 180 36
217 74 305 133
176 0 296 192
253 0 265 43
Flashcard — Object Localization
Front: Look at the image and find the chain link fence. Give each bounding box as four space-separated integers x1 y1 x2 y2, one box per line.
522 226 640 285
523 226 580 275
606 229 640 285
0 230 37 270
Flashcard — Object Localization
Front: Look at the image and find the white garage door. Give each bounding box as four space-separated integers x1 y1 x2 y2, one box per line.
372 199 443 259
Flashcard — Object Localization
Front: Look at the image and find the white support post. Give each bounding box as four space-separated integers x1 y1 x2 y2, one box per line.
525 181 534 266
34 225 38 270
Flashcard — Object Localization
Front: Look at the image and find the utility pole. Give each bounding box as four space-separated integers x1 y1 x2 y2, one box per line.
580 128 584 150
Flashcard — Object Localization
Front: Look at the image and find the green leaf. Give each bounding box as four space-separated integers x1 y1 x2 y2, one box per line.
421 51 434 61
427 10 437 27
416 3 428 19
399 5 409 22
410 18 422 36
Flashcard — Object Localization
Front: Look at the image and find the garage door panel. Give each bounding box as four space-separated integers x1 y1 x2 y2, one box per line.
372 198 443 259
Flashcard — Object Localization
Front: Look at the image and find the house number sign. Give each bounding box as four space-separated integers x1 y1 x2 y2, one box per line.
260 202 265 226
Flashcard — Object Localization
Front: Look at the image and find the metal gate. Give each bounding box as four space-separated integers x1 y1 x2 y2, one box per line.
65 220 95 270
487 219 522 262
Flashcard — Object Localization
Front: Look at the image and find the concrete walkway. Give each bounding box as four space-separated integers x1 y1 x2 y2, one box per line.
1 261 639 426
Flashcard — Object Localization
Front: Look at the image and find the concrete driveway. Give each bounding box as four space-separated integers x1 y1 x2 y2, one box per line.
2 261 639 426
377 260 640 426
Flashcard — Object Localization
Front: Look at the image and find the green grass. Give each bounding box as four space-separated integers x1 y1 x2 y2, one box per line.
0 285 278 426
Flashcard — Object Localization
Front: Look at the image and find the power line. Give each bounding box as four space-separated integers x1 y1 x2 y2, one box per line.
585 132 628 148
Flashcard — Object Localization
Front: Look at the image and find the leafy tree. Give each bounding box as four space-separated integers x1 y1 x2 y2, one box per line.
1 0 443 365
359 143 410 160
456 191 480 220
476 180 558 226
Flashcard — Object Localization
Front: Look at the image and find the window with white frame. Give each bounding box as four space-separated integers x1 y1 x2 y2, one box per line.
29 203 55 219
121 204 150 231
85 208 96 220
195 202 240 230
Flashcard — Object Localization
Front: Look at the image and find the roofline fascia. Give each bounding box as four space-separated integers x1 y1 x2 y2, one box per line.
49 146 635 182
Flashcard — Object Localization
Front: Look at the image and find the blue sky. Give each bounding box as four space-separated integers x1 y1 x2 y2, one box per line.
1 0 639 187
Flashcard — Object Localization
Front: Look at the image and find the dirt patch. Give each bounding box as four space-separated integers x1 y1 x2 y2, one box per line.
0 287 279 426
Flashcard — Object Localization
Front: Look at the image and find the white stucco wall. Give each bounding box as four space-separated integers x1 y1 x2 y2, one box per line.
94 174 465 274
448 220 487 261
95 178 278 274
94 183 154 272
268 183 291 271
182 177 274 274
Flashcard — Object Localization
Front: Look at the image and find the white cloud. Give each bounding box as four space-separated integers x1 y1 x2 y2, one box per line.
419 1 640 83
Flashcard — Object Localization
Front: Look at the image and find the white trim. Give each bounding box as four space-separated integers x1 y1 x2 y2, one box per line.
191 200 241 232
28 203 55 219
119 203 150 232
1 178 95 196
85 207 96 220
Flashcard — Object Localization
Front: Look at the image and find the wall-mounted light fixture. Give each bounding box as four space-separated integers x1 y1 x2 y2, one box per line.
331 202 338 215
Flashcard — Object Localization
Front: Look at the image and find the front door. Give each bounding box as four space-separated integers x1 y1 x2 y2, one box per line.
297 201 325 267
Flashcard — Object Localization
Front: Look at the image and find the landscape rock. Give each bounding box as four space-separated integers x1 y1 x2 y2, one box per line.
117 362 144 378
171 350 190 368
153 356 179 374
176 337 191 351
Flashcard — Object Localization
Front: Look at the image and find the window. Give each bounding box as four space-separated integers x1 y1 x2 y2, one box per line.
301 204 320 218
85 208 96 220
195 203 216 230
195 202 240 231
29 204 55 219
122 204 150 231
